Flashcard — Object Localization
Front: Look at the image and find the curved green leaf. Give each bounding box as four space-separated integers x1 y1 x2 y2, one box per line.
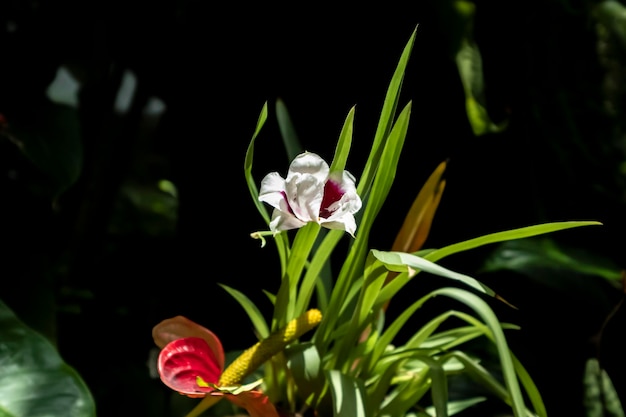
0 299 95 417
326 370 369 417
219 284 269 338
372 249 495 296
424 221 602 264
276 98 303 162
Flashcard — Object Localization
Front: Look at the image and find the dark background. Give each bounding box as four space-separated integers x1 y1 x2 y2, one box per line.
1 1 625 416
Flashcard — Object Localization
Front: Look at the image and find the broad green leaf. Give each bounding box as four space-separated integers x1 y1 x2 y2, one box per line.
481 237 623 283
0 299 95 417
285 342 325 404
219 284 269 338
372 249 495 296
326 370 369 417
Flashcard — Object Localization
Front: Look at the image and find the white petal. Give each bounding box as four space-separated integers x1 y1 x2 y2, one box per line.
285 173 324 222
321 215 358 237
283 152 329 222
269 209 307 233
286 152 329 182
318 170 362 237
325 171 362 218
258 172 287 209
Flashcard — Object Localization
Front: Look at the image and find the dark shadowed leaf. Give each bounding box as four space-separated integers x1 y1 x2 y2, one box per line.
8 99 82 199
0 299 95 417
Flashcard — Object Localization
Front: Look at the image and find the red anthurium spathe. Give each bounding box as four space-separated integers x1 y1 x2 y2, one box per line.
153 316 279 417
258 151 362 237
157 337 221 398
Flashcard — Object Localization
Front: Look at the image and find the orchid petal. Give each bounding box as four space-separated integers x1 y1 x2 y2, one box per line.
258 172 287 209
158 337 222 398
284 152 328 222
318 171 362 236
286 152 329 181
269 208 307 232
152 315 225 370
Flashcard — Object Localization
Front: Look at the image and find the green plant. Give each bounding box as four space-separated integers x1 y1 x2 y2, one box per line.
150 27 601 417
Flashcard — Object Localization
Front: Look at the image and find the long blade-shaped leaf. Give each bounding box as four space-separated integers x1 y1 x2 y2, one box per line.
423 221 602 264
392 160 447 253
244 101 269 221
358 26 417 200
219 284 269 338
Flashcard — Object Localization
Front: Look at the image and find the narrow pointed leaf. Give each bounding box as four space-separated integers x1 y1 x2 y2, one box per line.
392 160 447 253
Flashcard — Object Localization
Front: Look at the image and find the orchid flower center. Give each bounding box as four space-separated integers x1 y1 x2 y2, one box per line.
319 179 343 219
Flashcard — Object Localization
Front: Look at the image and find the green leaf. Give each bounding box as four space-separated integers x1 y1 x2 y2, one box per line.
456 40 508 136
244 101 270 223
326 370 369 417
372 249 496 296
451 1 508 136
329 106 355 172
424 221 602 264
274 222 321 327
276 98 303 161
425 396 487 416
0 299 95 417
218 284 269 338
584 358 625 417
9 100 82 199
285 342 325 404
319 102 413 354
594 0 626 49
357 26 417 201
244 101 290 272
481 237 623 283
430 288 533 417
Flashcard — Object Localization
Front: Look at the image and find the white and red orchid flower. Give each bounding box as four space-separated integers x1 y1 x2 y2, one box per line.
258 151 362 237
